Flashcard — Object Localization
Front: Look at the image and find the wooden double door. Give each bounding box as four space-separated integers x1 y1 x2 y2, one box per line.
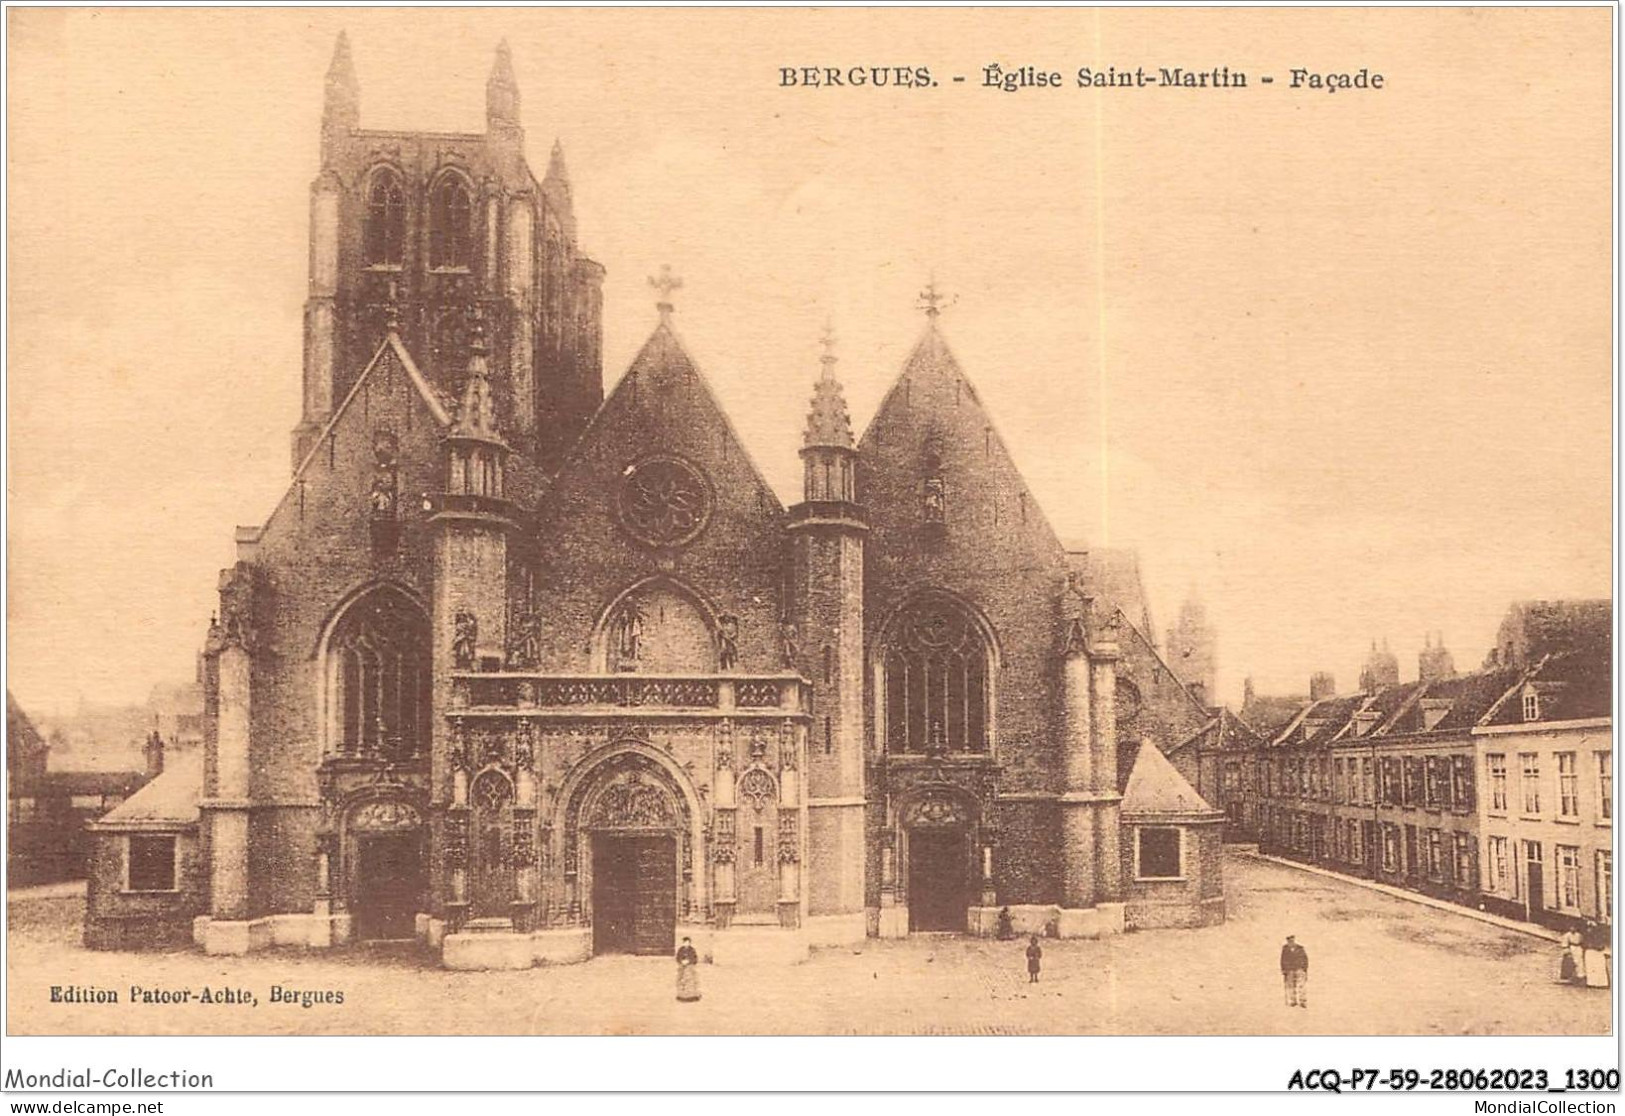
354 833 424 941
908 829 971 932
592 834 677 955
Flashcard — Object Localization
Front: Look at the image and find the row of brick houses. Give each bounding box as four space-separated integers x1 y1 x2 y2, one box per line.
1192 601 1612 934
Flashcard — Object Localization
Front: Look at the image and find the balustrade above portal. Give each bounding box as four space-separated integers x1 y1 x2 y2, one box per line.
448 671 812 719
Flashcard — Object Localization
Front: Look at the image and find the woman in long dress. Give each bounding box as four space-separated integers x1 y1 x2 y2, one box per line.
675 936 701 1002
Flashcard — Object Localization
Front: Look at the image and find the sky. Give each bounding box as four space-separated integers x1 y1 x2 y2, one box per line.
6 7 1613 717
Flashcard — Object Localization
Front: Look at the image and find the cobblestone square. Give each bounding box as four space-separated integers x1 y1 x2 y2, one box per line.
6 851 1608 1036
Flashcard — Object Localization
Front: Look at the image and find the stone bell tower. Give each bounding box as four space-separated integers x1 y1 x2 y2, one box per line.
788 325 868 945
291 34 606 472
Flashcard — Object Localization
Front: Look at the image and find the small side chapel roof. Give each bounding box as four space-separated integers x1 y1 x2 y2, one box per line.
91 754 202 831
1121 737 1221 816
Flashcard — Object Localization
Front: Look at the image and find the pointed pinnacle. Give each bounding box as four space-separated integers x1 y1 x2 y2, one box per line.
490 39 517 85
327 30 357 87
818 319 838 376
545 139 570 184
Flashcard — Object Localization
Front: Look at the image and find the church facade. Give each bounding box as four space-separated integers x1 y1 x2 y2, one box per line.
86 38 1226 967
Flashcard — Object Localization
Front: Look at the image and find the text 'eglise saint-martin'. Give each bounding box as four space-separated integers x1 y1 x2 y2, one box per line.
776 64 1386 93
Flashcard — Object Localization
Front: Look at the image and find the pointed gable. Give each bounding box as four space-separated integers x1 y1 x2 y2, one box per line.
562 321 782 511
861 318 1071 793
92 754 203 830
531 319 788 673
860 321 1068 566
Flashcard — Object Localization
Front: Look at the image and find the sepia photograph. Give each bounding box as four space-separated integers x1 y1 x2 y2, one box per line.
2 2 1617 1097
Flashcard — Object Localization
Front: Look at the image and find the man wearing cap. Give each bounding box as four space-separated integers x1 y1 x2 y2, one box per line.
1280 935 1309 1008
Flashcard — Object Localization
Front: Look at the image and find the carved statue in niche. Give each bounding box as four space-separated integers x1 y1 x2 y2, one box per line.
779 621 800 671
613 596 645 671
923 476 946 525
1064 617 1089 657
370 430 399 515
452 611 479 670
507 608 541 669
479 730 507 770
748 732 768 764
717 614 739 671
514 722 536 771
448 719 469 773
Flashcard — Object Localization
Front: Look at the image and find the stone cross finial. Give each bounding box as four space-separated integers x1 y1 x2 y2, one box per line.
812 318 838 380
649 264 683 322
918 277 954 319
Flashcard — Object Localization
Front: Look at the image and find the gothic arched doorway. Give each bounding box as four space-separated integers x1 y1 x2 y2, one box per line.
900 790 976 933
570 754 691 956
345 798 425 942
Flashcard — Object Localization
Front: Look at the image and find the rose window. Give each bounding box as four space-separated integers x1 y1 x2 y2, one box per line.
617 456 713 548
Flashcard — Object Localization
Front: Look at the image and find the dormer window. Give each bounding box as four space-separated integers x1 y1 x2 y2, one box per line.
429 173 473 270
364 168 406 268
1522 688 1540 723
1420 698 1452 732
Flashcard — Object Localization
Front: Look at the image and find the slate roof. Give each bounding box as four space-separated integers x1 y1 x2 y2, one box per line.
1308 695 1374 746
1426 666 1526 733
1480 649 1612 727
1236 602 1610 749
1239 695 1310 740
1364 679 1430 735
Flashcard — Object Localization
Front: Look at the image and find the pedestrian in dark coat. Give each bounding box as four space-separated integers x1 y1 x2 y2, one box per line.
1280 935 1309 1007
675 937 701 1002
1025 934 1043 983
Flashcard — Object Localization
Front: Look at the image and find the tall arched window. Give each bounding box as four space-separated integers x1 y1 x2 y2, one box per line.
328 588 431 758
364 168 406 267
428 173 473 270
882 595 991 754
